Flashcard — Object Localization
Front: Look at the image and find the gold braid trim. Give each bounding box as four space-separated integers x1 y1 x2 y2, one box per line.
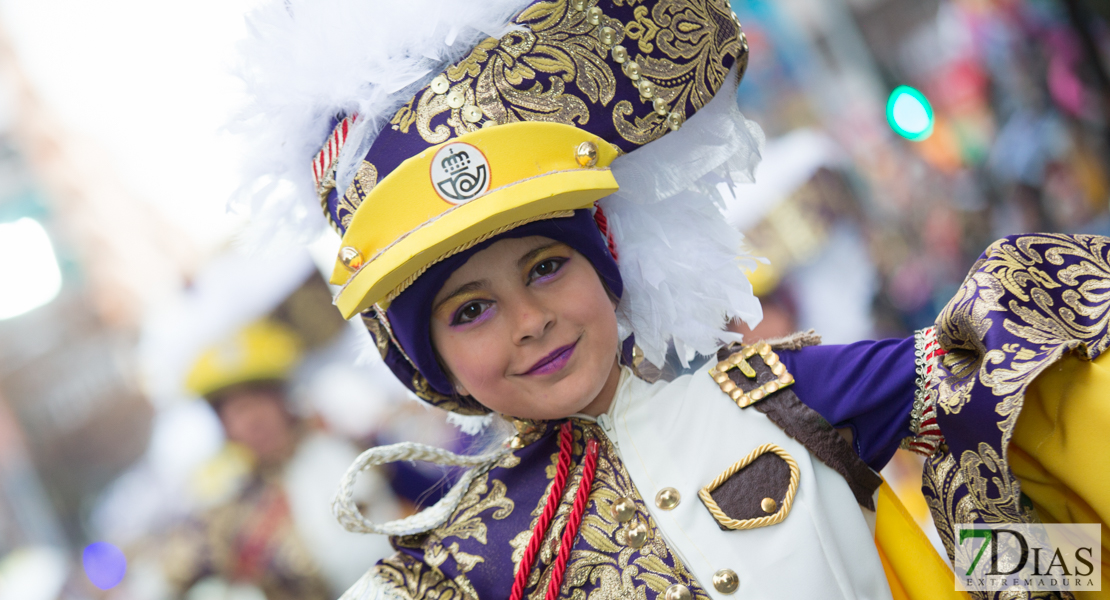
698 443 800 530
381 209 576 306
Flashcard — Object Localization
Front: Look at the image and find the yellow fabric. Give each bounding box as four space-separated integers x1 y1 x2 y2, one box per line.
185 319 301 398
875 481 969 600
332 121 620 317
1010 350 1110 598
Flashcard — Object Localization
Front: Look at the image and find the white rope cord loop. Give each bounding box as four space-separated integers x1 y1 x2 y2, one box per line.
697 442 800 530
333 441 509 536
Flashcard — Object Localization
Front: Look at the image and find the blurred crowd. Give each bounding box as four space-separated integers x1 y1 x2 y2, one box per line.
2 0 1110 598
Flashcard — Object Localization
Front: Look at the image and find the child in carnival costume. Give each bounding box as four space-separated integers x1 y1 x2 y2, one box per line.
236 0 1110 598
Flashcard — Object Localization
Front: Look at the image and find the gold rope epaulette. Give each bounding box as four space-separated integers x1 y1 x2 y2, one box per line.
709 342 796 408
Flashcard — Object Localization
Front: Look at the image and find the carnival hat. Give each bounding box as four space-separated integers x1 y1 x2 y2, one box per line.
237 0 766 414
185 319 302 400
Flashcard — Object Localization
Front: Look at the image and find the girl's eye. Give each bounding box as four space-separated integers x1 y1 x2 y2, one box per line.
453 301 491 325
529 258 566 282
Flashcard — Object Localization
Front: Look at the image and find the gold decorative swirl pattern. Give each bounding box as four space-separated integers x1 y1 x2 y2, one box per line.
373 423 710 600
924 233 1110 599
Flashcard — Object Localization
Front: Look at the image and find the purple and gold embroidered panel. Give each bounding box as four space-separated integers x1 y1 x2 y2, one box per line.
373 419 710 600
927 233 1110 600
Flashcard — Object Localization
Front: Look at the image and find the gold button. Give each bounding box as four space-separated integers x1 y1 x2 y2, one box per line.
586 6 603 25
461 105 483 123
339 246 363 271
571 0 587 11
574 141 598 167
655 488 680 510
761 497 777 514
446 89 465 109
610 497 636 522
625 521 649 548
638 79 655 99
653 97 668 115
664 584 691 600
713 569 739 594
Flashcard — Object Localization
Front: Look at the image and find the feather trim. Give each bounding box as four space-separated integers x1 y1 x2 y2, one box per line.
232 0 531 245
602 66 765 368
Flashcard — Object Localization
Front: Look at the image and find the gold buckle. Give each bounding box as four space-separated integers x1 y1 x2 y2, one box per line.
709 342 795 408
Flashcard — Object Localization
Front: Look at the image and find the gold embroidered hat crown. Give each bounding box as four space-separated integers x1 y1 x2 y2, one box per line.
238 0 766 415
309 0 751 319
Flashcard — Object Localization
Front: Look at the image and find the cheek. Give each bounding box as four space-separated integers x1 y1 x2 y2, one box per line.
432 324 510 390
563 273 619 343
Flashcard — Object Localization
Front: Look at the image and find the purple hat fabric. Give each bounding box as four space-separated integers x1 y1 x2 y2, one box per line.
317 0 746 235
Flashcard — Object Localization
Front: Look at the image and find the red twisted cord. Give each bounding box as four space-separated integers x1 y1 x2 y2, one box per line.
544 438 600 600
508 422 574 600
592 204 619 261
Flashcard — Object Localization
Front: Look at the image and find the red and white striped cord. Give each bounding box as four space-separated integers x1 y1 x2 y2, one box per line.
903 327 946 456
312 114 357 190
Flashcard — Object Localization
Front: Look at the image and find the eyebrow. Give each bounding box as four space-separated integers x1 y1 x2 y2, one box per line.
433 280 489 313
433 242 564 313
517 242 563 269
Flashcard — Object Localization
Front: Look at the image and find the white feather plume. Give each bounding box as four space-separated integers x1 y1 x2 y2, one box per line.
232 0 531 245
602 66 766 368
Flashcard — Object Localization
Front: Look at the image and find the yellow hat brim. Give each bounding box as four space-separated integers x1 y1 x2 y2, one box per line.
332 122 620 319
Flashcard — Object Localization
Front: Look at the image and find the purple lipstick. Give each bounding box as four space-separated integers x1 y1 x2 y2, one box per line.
524 341 578 376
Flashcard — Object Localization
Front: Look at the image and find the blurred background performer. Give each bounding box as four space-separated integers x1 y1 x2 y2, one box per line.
159 318 398 600
94 250 406 600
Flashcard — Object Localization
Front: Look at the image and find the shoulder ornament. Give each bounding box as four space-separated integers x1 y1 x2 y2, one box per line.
707 339 884 511
709 341 795 407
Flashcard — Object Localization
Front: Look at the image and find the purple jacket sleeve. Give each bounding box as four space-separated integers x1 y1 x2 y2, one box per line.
776 337 916 471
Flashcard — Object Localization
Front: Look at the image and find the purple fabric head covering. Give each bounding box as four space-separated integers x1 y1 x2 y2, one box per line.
376 209 622 412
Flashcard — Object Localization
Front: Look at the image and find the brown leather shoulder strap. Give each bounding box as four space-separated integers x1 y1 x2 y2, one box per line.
714 346 882 510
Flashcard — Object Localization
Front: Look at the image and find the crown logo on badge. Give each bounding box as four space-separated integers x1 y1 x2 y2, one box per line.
431 143 490 204
441 149 471 174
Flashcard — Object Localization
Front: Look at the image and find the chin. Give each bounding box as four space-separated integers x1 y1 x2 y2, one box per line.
545 364 610 416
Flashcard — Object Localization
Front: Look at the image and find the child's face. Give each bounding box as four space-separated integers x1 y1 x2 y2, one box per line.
430 236 620 420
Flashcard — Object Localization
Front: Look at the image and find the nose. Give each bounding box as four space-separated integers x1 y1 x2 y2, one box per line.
509 291 555 345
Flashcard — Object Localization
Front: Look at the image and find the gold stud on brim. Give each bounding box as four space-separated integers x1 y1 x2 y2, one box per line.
575 141 599 167
339 246 363 271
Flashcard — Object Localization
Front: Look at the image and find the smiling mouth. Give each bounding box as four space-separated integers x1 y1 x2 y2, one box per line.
523 340 578 376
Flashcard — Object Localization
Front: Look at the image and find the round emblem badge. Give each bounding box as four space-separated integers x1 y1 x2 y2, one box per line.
430 142 491 204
